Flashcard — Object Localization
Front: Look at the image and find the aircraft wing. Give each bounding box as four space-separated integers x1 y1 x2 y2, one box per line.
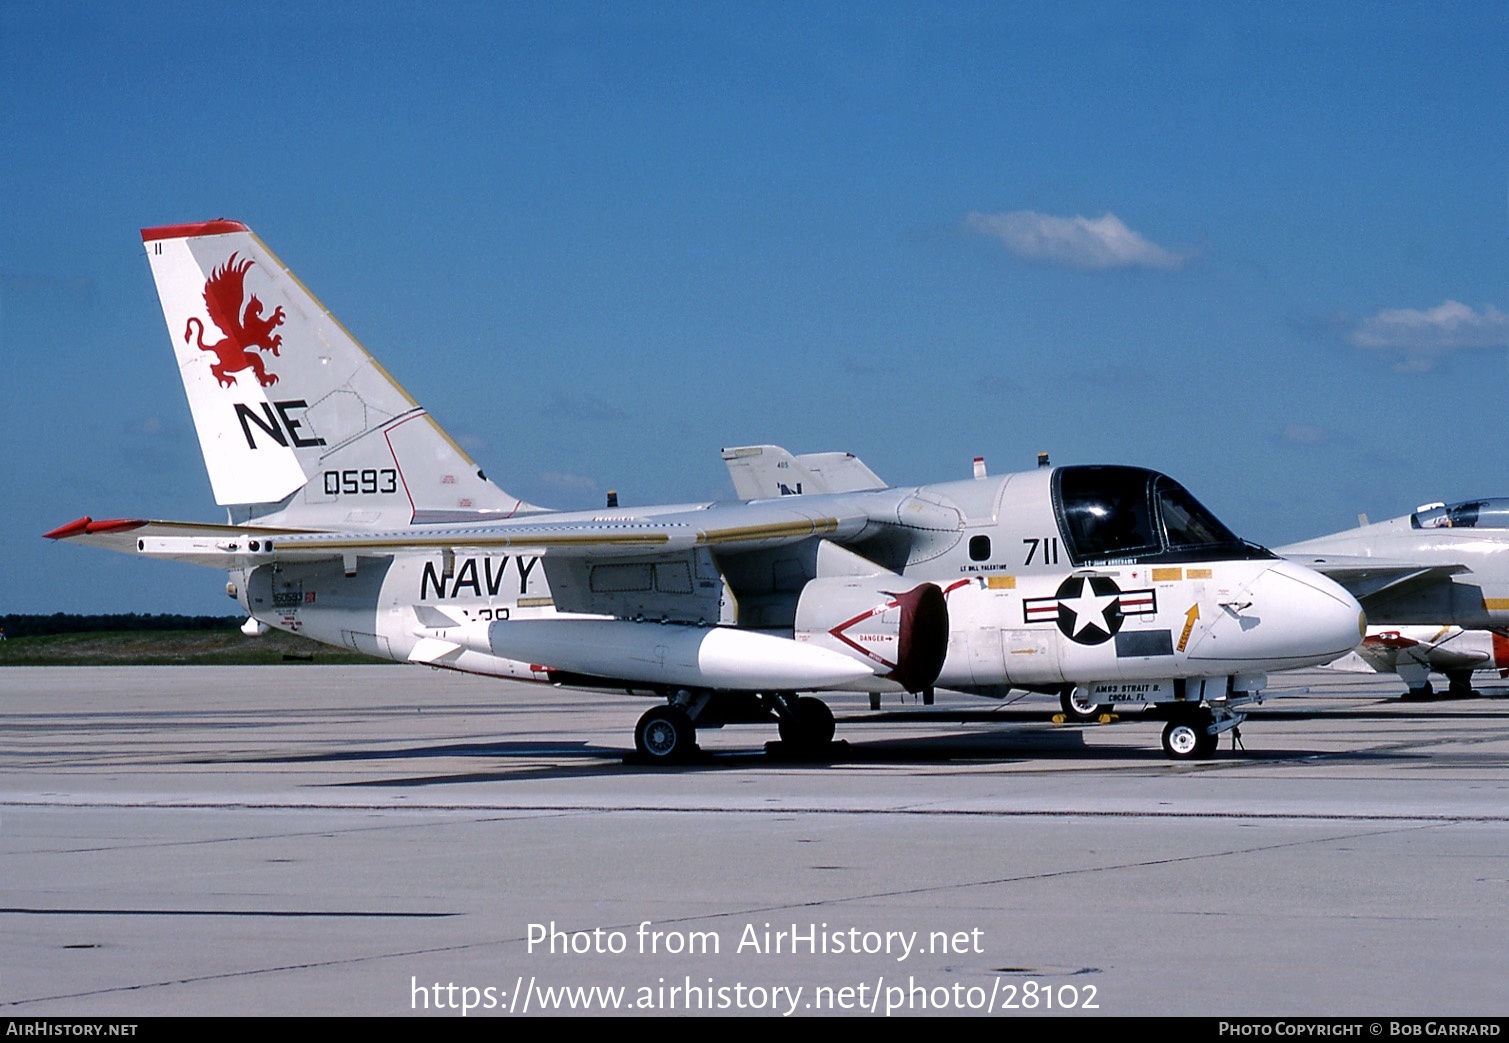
47 498 878 568
1280 554 1468 605
267 498 873 556
43 516 307 567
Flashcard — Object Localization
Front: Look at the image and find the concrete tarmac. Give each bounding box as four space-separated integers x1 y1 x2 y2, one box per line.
2 665 1506 1017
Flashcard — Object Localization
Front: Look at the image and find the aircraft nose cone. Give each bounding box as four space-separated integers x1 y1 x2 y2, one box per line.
1251 559 1365 664
1190 560 1364 668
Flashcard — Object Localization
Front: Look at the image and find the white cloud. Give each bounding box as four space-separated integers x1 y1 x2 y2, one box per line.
549 393 628 422
540 471 599 492
1281 423 1331 447
1347 300 1509 373
124 415 165 436
964 210 1188 270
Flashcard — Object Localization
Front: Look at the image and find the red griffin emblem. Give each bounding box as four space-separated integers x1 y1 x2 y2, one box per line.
183 253 286 387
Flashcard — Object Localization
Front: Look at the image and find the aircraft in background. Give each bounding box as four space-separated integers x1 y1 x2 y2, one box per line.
1327 625 1509 699
1281 499 1509 698
1281 500 1509 629
48 220 1363 761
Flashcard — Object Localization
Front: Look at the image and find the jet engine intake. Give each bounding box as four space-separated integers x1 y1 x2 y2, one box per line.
794 577 949 692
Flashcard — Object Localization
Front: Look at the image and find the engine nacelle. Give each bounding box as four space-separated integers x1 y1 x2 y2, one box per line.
794 577 949 692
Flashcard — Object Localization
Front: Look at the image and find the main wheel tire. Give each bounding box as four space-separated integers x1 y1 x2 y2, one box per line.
1162 718 1217 760
1444 670 1478 699
777 696 835 751
797 696 835 745
635 705 695 763
1402 681 1435 701
1059 686 1105 722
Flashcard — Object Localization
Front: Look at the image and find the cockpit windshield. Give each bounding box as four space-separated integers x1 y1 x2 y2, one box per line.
1053 465 1270 565
1411 498 1509 530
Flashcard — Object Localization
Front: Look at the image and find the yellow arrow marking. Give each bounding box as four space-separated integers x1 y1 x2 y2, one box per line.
1177 603 1200 652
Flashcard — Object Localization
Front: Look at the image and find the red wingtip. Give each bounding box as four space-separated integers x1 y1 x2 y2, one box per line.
141 220 249 243
44 516 147 539
44 516 92 540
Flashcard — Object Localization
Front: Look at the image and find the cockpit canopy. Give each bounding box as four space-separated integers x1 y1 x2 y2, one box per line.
1411 498 1509 530
1053 465 1271 566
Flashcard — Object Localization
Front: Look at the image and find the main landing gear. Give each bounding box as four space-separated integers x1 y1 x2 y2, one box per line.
634 705 697 763
1406 670 1481 700
630 691 838 764
774 694 836 757
1059 685 1110 723
1444 669 1479 699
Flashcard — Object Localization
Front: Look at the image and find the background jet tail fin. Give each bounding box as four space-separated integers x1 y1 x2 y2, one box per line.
142 221 540 529
721 444 886 499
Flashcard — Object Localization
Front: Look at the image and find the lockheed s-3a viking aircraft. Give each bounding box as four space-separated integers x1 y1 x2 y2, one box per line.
47 221 1365 761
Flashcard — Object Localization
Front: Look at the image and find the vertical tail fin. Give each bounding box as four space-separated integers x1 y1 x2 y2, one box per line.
721 444 886 499
142 221 539 528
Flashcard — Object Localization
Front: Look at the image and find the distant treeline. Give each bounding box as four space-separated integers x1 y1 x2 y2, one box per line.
0 614 244 638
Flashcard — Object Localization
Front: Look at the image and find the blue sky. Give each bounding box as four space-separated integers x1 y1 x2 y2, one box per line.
2 1 1504 614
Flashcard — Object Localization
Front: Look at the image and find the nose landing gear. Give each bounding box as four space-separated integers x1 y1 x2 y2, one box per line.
1161 716 1217 759
1160 705 1247 760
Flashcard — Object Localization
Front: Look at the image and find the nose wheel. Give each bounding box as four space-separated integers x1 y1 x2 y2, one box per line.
1161 715 1218 760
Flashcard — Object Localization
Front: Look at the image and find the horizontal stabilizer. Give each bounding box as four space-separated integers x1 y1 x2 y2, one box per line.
408 637 464 665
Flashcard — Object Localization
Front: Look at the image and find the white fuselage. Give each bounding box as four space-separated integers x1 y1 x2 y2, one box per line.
239 469 1364 700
